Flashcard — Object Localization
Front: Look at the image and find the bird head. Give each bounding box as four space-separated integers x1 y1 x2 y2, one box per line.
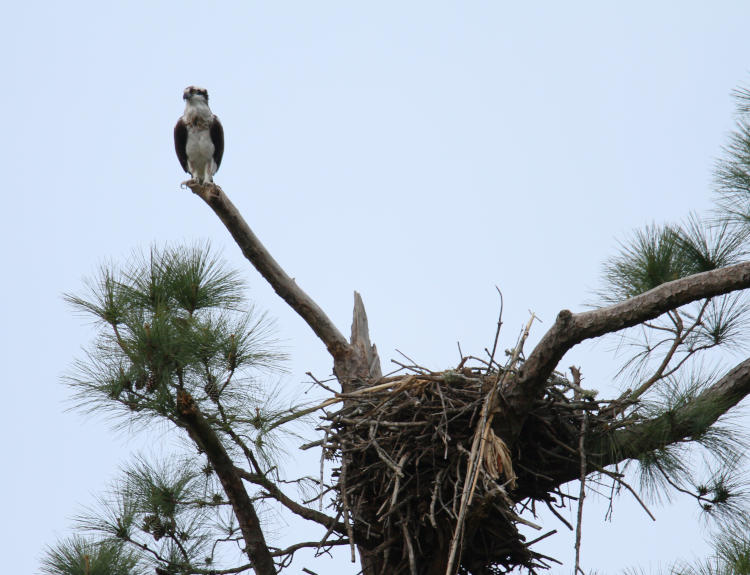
183 86 209 104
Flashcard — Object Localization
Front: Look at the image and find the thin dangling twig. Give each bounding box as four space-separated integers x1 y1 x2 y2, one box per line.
571 365 587 575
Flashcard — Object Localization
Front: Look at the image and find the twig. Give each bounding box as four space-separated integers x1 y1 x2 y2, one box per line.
507 511 542 530
395 349 426 370
429 469 446 529
316 509 344 550
571 366 586 575
339 457 357 562
319 428 328 510
595 466 656 521
299 439 324 450
391 359 429 375
233 466 344 532
389 454 409 510
486 286 504 373
544 499 574 531
270 538 349 558
525 529 558 547
401 520 418 575
265 401 332 432
369 432 405 478
306 371 338 394
280 378 417 424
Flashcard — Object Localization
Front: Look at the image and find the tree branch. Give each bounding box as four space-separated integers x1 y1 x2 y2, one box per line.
233 465 377 546
189 183 350 360
507 261 750 425
233 466 344 531
175 389 277 575
513 355 750 499
605 355 750 462
271 538 350 559
627 300 711 403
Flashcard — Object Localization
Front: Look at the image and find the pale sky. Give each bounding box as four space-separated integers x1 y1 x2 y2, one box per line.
4 2 750 573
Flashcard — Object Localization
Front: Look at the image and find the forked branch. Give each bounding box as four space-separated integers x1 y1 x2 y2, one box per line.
508 261 750 422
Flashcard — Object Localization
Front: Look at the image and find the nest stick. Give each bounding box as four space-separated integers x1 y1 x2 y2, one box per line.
571 366 587 575
429 470 445 529
525 529 558 548
319 428 328 511
339 458 356 563
544 499 574 531
401 521 418 575
445 313 536 575
487 286 505 371
389 454 409 510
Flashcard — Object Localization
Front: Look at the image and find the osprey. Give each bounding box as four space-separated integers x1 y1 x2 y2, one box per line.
174 86 224 184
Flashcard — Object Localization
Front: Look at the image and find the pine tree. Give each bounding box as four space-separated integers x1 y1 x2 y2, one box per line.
43 85 750 574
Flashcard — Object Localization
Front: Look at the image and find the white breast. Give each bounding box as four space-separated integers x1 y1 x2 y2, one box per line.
186 126 217 182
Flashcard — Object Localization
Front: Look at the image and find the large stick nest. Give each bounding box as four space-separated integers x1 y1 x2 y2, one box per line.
320 365 623 575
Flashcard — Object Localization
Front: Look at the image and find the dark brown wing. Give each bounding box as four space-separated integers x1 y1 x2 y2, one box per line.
211 115 224 170
174 118 189 172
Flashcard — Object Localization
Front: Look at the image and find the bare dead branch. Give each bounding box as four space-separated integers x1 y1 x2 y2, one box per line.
486 287 504 372
595 466 656 521
232 466 348 533
270 538 350 558
189 182 350 360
